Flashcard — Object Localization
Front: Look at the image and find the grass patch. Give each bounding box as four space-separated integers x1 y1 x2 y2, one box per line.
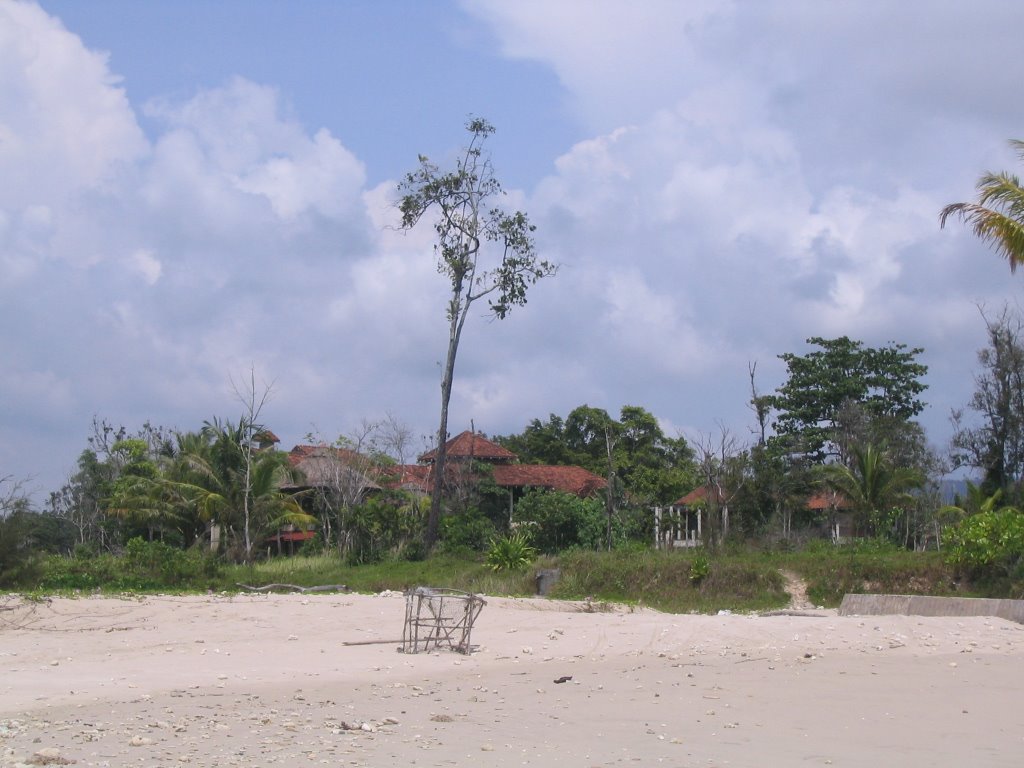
545 548 789 613
7 540 1022 611
220 552 537 597
769 546 969 607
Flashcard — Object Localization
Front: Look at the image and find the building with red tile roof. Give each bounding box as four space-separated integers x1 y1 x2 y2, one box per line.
405 430 606 498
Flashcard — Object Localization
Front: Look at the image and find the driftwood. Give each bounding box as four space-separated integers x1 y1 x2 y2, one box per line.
341 638 403 646
236 583 349 594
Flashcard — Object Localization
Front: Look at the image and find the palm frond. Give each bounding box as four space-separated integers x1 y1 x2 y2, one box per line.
941 142 1024 273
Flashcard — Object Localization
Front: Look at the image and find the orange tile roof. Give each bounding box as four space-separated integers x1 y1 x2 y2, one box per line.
673 486 728 506
386 461 606 498
418 431 517 463
805 490 852 510
287 444 364 467
492 464 607 496
285 445 381 491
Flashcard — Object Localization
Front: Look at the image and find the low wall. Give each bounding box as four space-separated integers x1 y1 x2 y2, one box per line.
839 593 1024 624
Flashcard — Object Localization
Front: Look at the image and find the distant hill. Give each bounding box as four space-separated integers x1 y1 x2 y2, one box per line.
938 478 976 505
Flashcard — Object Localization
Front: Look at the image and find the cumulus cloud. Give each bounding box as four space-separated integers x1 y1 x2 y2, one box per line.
0 6 404 493
4 0 1024 499
0 2 147 207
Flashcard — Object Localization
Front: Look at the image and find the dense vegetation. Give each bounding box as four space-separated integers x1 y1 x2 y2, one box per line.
4 320 1024 605
0 537 1006 614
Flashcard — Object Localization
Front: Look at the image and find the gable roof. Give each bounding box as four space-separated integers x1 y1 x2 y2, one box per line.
805 490 853 510
285 445 381 492
388 461 606 498
673 486 728 507
492 464 607 497
418 431 517 464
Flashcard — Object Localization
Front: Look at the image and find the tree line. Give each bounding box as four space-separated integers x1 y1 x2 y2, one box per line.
5 128 1024 586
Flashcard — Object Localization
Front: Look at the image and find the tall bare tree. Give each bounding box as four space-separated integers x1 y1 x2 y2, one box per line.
398 118 556 547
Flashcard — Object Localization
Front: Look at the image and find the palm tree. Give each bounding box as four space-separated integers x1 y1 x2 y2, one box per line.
820 443 923 538
174 421 314 562
940 139 1024 273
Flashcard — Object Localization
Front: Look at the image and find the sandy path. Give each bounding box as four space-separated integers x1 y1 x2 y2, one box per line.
1 593 1023 767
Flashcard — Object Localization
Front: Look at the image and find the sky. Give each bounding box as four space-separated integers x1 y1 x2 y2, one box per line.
3 0 1024 502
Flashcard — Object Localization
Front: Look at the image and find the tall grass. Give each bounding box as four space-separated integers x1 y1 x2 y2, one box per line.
8 539 1016 611
548 548 789 613
220 553 537 596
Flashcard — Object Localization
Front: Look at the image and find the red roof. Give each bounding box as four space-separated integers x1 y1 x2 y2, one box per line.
387 461 606 498
805 490 852 510
287 444 364 467
266 530 315 543
492 464 607 497
418 431 517 464
285 445 382 492
673 486 728 506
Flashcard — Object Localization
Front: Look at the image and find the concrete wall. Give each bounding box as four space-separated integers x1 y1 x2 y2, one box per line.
839 593 1024 624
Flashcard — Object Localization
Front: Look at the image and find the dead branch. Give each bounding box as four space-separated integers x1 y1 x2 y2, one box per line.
236 583 349 594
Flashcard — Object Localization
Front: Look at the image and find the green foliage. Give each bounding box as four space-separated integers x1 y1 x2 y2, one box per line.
496 404 698 507
440 508 495 553
786 546 960 606
769 336 928 463
950 308 1024 497
32 538 222 592
549 548 788 613
946 506 1024 580
940 139 1024 273
0 512 35 587
398 118 556 548
170 419 314 561
513 489 614 553
689 550 711 583
343 494 424 565
486 531 537 571
12 542 1020 609
819 443 924 538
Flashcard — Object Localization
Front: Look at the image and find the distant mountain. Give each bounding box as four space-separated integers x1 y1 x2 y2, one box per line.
938 478 976 505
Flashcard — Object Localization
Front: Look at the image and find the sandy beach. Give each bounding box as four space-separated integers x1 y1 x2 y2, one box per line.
1 592 1022 767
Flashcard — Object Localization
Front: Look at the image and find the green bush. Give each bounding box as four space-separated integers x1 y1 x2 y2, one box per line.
513 489 617 553
33 538 222 592
946 506 1024 579
440 509 495 553
689 550 711 583
486 531 537 571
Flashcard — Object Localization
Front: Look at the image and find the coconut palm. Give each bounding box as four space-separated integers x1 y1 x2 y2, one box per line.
820 443 923 538
174 420 313 562
940 139 1024 273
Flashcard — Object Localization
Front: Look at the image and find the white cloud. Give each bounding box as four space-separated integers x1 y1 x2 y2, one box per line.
4 0 1024 500
0 1 147 205
124 248 162 285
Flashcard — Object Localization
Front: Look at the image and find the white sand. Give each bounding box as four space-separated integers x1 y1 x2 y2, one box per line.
1 593 1023 767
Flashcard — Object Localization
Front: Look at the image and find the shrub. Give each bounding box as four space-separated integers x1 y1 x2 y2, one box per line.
486 531 537 571
513 489 617 553
440 509 495 553
946 506 1024 579
34 538 222 592
689 551 711 583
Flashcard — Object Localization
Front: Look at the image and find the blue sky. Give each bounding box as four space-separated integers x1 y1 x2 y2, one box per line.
3 0 1024 501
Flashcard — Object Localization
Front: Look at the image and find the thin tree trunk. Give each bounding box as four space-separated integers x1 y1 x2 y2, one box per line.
604 428 616 551
426 300 464 548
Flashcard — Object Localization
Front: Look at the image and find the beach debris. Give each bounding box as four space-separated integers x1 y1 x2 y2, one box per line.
553 676 573 684
235 583 349 594
400 587 485 655
26 747 73 765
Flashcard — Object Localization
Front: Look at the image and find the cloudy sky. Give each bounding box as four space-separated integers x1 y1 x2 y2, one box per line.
3 0 1024 500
